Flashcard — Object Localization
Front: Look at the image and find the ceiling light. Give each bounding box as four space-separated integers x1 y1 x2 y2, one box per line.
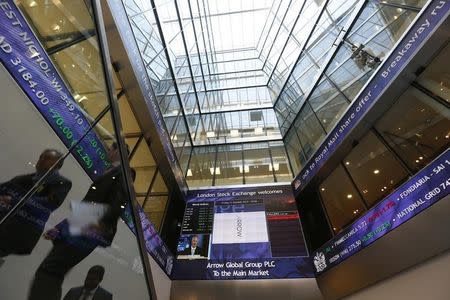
269 163 279 171
171 134 178 141
239 165 249 173
51 24 60 31
186 169 193 177
29 1 37 7
347 194 353 199
419 156 423 160
415 159 420 163
373 169 380 174
206 131 215 138
345 161 350 165
230 129 239 137
321 187 325 191
210 167 220 175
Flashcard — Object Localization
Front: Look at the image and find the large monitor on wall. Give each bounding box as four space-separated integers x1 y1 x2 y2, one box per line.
171 185 314 280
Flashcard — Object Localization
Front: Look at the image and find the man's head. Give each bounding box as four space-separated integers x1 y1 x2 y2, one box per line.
83 265 105 291
191 235 199 248
35 149 64 173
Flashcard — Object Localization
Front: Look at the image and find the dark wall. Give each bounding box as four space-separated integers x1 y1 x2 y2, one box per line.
297 184 332 252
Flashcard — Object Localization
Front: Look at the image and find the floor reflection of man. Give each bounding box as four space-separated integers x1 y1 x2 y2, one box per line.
28 143 134 300
0 149 72 258
63 265 112 300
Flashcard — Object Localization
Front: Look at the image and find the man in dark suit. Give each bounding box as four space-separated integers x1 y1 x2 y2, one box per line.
181 235 203 256
0 149 72 257
28 143 133 300
63 265 112 300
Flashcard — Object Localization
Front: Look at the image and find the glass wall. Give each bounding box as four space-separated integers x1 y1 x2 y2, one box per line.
186 141 292 188
316 47 450 233
0 1 158 299
283 0 423 172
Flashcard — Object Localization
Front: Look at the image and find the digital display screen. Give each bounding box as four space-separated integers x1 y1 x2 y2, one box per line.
171 186 314 280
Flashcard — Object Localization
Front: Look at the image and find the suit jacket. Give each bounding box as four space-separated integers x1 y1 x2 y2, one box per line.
0 172 71 255
56 166 127 248
181 246 203 256
63 286 112 300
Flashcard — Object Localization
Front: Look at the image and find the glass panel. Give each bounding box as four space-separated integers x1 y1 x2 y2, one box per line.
243 143 274 184
294 103 327 161
319 165 367 233
343 131 409 206
416 43 450 104
186 147 215 188
0 2 157 298
375 87 450 171
269 141 293 182
150 171 168 193
143 195 168 231
215 145 244 186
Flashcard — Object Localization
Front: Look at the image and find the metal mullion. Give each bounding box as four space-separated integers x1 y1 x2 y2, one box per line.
262 0 294 70
196 106 273 116
341 162 370 210
371 128 414 176
203 0 217 67
316 186 336 236
91 2 156 299
256 0 278 51
411 81 450 108
149 0 194 146
242 144 246 184
379 1 421 12
259 0 284 60
47 30 96 55
187 0 208 93
272 0 333 109
151 6 272 24
195 0 212 76
158 190 171 234
279 0 368 137
192 138 284 148
212 145 218 186
266 0 308 84
142 166 160 209
174 0 203 116
268 143 277 182
128 134 144 161
197 84 267 93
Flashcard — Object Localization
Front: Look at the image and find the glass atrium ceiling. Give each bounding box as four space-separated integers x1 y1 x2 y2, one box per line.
123 0 425 187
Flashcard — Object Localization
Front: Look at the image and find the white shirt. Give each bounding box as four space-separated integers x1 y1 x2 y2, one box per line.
190 246 197 255
78 287 98 300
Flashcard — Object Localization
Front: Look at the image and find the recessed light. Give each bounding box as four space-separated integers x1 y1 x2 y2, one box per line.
321 187 325 191
345 161 350 165
373 169 380 174
186 169 193 177
347 194 353 199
